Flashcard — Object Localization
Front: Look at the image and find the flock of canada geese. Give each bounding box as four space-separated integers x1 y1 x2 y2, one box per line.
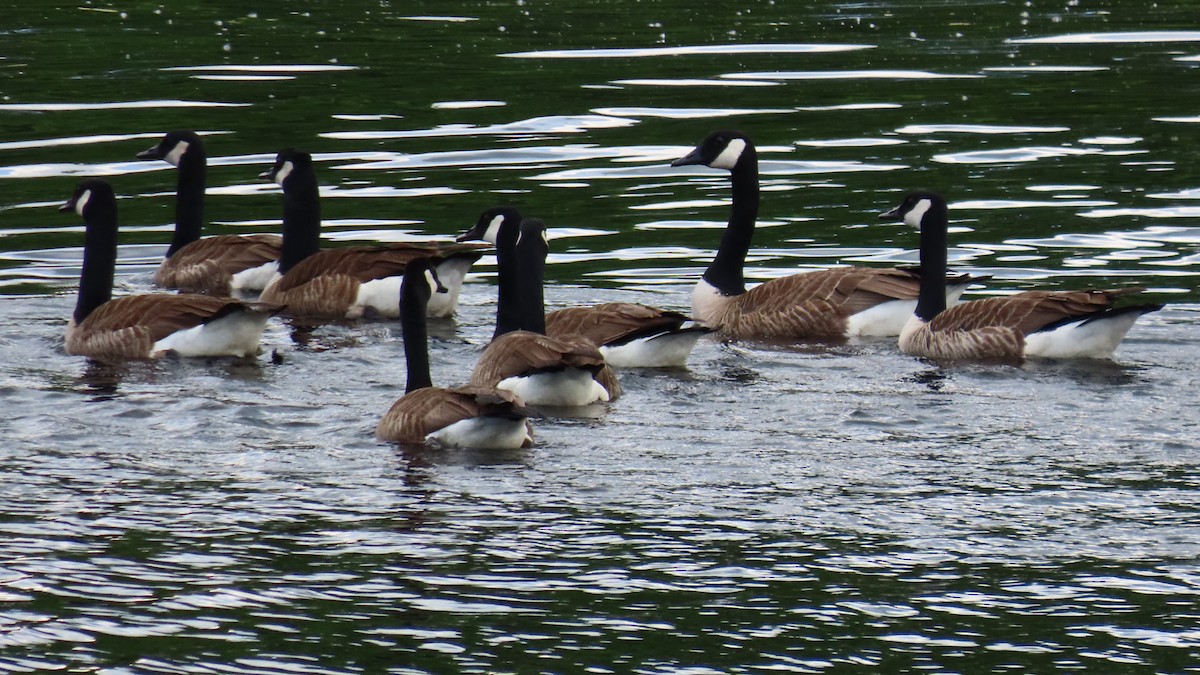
60 129 1165 448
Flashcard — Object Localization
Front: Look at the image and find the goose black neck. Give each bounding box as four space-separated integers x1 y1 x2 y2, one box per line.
915 201 949 322
166 145 207 258
277 172 321 274
516 224 548 335
75 203 119 324
704 148 759 296
400 279 433 393
491 218 523 339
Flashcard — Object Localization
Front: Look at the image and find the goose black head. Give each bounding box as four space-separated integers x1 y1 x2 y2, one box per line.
137 130 204 166
671 129 755 171
259 148 313 187
60 178 117 218
879 190 946 227
458 206 523 245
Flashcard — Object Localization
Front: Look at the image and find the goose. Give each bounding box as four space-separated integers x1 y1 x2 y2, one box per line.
880 190 1163 361
671 130 984 340
257 148 485 320
469 216 621 406
137 130 282 295
61 178 281 361
376 257 533 448
459 206 711 368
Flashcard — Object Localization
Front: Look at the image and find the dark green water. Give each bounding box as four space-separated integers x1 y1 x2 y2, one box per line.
1 1 1198 673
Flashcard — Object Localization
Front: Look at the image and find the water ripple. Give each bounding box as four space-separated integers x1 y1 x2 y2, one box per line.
321 114 637 140
502 44 873 59
1009 31 1200 45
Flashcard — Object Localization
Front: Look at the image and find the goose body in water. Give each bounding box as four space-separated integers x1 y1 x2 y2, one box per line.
138 130 282 295
460 206 710 367
469 215 620 406
376 257 533 448
880 190 1163 361
672 130 985 341
257 148 484 320
62 179 280 361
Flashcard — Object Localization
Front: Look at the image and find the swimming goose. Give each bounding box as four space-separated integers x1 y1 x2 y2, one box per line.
376 257 533 448
138 130 282 295
61 179 281 361
257 148 485 320
469 216 621 406
880 190 1163 361
671 130 983 340
459 206 711 367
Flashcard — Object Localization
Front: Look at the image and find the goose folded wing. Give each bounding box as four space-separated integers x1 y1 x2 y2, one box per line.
929 289 1137 334
545 303 690 346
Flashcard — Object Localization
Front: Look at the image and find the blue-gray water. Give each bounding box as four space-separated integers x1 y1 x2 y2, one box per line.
1 1 1199 672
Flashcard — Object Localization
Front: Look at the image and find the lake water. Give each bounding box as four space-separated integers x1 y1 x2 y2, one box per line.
1 1 1198 673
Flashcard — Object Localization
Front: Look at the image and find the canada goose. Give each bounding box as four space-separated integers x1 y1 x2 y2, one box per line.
137 130 282 295
469 216 621 406
257 148 484 320
459 206 711 367
376 257 533 448
61 179 281 361
671 130 984 340
880 190 1163 361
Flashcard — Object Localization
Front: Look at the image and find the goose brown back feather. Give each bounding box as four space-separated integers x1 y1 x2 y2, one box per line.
706 267 924 339
469 330 620 399
376 385 531 445
544 302 694 347
155 233 283 295
65 294 281 360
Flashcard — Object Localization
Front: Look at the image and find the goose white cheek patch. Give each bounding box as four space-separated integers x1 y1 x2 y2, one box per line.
905 199 932 228
710 138 746 170
74 190 92 217
274 161 294 185
482 215 504 244
164 140 190 167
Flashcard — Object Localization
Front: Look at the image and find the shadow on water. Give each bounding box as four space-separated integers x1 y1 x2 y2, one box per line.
67 354 272 399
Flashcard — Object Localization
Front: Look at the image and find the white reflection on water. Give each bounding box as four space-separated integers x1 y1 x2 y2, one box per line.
796 138 907 148
983 65 1109 72
897 124 1069 135
502 44 873 58
0 133 168 152
932 146 1113 164
1009 31 1200 45
1080 206 1200 219
161 65 359 72
321 114 638 140
612 78 780 88
724 70 983 81
539 159 907 182
953 200 1117 210
0 100 249 112
591 107 795 119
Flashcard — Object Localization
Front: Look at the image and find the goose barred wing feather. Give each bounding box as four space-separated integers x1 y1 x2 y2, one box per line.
724 268 921 338
469 331 609 386
544 302 690 346
270 244 440 293
376 386 530 444
66 294 278 359
928 289 1137 335
155 234 283 294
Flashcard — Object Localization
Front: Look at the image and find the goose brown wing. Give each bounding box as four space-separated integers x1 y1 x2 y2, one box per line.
69 294 273 358
469 330 608 387
545 302 690 346
272 244 438 293
741 268 921 314
377 386 530 443
928 289 1136 335
156 234 283 293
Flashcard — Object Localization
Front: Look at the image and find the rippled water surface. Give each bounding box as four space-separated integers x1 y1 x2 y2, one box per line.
2 1 1199 673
